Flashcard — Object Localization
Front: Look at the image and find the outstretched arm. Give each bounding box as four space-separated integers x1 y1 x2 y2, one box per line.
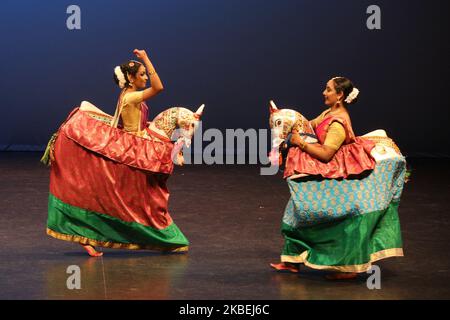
133 49 164 100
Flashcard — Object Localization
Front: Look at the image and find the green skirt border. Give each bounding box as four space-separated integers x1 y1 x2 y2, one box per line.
47 193 189 252
280 201 403 272
46 228 188 252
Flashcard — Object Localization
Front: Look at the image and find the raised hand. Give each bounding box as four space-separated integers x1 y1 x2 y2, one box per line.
133 49 148 60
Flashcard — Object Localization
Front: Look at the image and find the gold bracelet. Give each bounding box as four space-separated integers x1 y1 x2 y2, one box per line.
149 70 156 76
300 140 307 150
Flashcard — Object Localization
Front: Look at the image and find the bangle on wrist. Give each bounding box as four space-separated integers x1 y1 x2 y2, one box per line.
149 70 156 76
300 140 307 150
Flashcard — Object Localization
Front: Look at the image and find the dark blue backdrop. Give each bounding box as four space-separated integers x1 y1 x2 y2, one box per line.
1 0 448 156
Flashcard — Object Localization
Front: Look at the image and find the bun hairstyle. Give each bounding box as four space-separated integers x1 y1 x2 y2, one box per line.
113 60 143 89
332 77 359 105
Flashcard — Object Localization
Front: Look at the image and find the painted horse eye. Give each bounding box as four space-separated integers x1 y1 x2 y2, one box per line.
275 120 282 126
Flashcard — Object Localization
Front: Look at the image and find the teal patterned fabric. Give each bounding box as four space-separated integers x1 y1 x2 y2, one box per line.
283 157 406 227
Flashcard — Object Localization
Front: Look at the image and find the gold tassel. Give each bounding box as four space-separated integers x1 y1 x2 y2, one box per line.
40 133 57 166
405 168 412 183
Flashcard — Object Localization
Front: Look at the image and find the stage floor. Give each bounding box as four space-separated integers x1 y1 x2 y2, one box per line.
0 152 449 299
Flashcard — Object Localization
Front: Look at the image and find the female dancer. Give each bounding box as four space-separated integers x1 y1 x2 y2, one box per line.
111 49 163 134
80 49 163 256
45 49 195 257
270 77 405 279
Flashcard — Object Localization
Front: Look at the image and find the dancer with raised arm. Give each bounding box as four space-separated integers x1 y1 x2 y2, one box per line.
42 49 204 257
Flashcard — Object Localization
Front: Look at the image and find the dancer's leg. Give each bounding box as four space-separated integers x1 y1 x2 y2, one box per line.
81 244 103 257
270 262 299 273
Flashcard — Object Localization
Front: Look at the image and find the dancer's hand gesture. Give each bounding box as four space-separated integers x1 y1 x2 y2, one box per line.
133 49 148 60
176 152 185 166
290 132 305 148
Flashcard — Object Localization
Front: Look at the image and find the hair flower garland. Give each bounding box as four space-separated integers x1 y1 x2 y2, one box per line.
114 66 126 89
345 88 359 104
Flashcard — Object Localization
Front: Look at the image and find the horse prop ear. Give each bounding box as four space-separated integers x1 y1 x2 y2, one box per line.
194 104 205 120
269 100 278 114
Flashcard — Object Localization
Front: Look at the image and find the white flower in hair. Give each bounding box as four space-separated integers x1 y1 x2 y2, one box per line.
114 66 126 89
345 87 359 104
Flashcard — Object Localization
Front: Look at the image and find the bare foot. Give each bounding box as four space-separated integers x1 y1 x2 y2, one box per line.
325 272 358 280
270 262 299 273
81 244 103 257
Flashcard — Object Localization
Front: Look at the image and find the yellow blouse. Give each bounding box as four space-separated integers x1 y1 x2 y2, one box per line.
309 108 346 151
120 91 145 133
324 122 346 150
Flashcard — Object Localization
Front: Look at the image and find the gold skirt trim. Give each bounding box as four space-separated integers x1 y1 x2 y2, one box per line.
46 228 189 253
281 248 403 273
364 136 402 155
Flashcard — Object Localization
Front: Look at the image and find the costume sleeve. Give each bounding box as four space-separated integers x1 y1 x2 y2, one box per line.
123 91 144 107
323 121 346 150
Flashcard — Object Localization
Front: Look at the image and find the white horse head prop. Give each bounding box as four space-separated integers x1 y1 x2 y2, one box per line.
150 104 205 165
268 100 317 165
